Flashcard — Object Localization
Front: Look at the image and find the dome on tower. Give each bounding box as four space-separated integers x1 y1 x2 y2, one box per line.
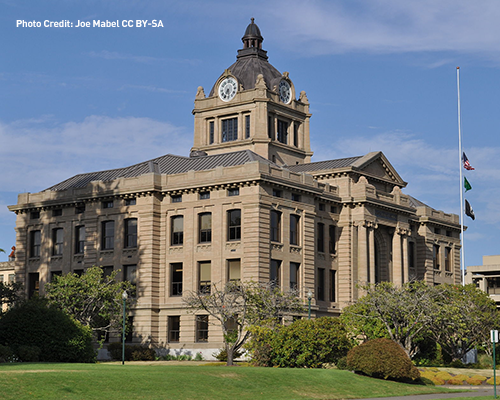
209 19 282 96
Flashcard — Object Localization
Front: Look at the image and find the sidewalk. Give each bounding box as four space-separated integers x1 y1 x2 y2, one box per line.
356 385 494 400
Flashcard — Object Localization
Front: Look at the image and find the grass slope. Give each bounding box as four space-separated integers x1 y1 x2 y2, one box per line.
0 363 461 400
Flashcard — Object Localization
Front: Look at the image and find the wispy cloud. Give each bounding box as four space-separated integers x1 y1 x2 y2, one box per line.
88 50 200 66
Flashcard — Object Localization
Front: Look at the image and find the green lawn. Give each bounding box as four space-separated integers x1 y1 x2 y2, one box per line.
0 362 466 400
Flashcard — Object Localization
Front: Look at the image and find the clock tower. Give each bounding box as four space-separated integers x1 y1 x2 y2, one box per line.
191 19 313 166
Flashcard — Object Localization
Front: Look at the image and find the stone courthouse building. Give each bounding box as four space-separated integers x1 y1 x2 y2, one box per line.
8 20 461 356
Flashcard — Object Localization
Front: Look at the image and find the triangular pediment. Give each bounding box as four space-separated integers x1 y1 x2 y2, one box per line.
352 151 406 187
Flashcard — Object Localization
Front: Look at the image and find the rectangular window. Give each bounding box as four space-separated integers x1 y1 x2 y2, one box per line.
319 203 325 211
199 261 211 293
329 225 336 254
270 210 281 242
293 122 299 147
171 263 183 296
52 209 62 217
277 120 288 144
75 225 85 254
171 216 184 246
199 213 212 243
434 228 441 235
199 191 210 200
290 215 300 245
8 274 14 283
317 223 325 252
317 268 325 301
101 221 115 250
75 204 85 214
272 189 282 197
228 259 241 284
433 245 440 270
291 193 301 202
330 270 336 302
0 275 5 284
228 188 239 196
102 200 114 209
290 262 300 291
408 241 416 270
209 121 214 144
125 198 136 206
168 316 180 343
30 211 40 219
102 266 113 277
171 195 182 203
196 315 209 342
270 259 281 288
28 273 39 299
445 247 452 272
228 209 241 241
52 228 64 256
124 265 137 284
245 115 250 138
268 115 273 139
73 269 84 276
222 117 238 142
30 230 41 258
124 218 137 248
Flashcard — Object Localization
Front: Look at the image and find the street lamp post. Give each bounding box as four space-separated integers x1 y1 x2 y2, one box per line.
122 290 128 365
307 289 313 320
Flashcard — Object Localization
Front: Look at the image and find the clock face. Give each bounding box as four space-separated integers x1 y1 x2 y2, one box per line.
279 80 292 104
218 77 238 102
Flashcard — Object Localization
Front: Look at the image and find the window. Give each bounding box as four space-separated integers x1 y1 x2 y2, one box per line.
228 259 241 284
228 209 241 241
245 115 250 138
434 228 441 235
290 262 300 291
277 120 288 144
74 269 84 276
199 262 211 293
168 316 180 342
318 203 325 211
291 193 301 202
75 204 85 214
222 117 237 142
270 259 281 288
329 225 336 254
52 228 64 256
228 188 239 196
101 221 115 250
125 198 136 206
52 209 62 217
171 263 183 296
124 218 137 248
196 315 209 342
330 270 336 302
171 216 184 246
445 247 452 272
102 200 114 209
171 194 182 203
28 273 39 299
199 191 210 200
317 223 325 252
75 226 85 254
0 275 4 283
317 268 325 301
102 266 113 277
124 265 137 297
268 115 273 139
30 211 40 219
293 122 299 147
209 121 214 144
408 241 416 270
30 230 41 258
330 206 337 213
290 215 300 245
433 245 440 270
272 189 282 197
270 210 281 242
8 274 15 283
199 213 212 243
51 270 62 281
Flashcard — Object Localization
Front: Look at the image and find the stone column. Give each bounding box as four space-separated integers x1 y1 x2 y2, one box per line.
368 223 376 284
392 227 402 286
357 222 368 285
402 230 409 283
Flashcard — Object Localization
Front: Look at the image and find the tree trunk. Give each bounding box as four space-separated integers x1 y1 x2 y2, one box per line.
226 344 234 366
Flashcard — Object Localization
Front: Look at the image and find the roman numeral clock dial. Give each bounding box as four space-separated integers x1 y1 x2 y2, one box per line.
279 80 291 104
218 77 238 102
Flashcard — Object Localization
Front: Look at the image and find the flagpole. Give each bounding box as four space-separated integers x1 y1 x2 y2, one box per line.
457 66 465 285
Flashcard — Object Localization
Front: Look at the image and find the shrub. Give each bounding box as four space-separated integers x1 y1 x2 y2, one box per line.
213 348 243 362
466 376 485 385
0 298 95 363
131 347 156 361
17 345 41 362
107 342 156 361
447 376 466 385
346 338 420 382
245 325 274 367
0 344 14 363
335 356 349 370
435 371 452 381
194 352 204 361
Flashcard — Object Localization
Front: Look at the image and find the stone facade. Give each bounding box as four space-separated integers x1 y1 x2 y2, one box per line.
7 20 461 357
465 255 500 307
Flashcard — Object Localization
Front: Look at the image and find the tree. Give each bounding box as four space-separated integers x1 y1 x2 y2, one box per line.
342 281 440 358
428 283 500 362
0 281 23 317
45 266 134 339
183 281 304 366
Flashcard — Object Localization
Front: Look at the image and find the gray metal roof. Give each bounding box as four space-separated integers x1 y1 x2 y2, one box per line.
287 156 363 173
45 150 275 192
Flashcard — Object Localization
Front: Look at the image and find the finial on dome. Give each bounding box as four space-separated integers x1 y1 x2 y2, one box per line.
242 18 263 49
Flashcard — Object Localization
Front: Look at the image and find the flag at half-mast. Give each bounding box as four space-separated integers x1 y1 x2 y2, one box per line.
462 152 475 170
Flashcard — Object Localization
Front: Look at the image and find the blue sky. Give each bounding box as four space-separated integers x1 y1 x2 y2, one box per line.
1 0 499 268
